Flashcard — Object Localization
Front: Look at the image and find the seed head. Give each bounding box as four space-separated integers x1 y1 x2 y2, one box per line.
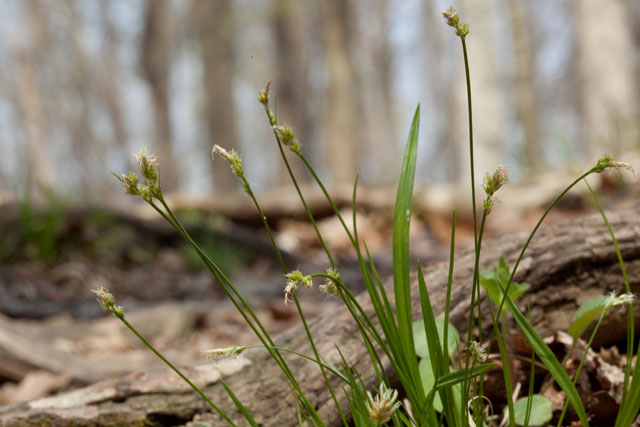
273 125 301 154
92 287 124 319
319 267 342 298
212 145 244 178
121 172 140 196
442 7 469 38
203 346 247 363
604 291 635 312
467 341 488 364
593 155 634 176
366 383 401 426
284 270 313 305
258 81 271 105
135 148 159 184
483 165 509 197
482 165 509 214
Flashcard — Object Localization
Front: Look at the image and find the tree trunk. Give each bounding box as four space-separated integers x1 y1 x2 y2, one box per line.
141 0 177 192
190 0 240 194
319 0 358 185
572 0 639 156
3 208 640 426
507 0 541 174
271 0 313 184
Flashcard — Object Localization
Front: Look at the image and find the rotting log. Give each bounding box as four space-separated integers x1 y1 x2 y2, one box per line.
2 207 640 426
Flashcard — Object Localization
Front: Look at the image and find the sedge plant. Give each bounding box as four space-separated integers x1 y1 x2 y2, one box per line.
98 6 639 426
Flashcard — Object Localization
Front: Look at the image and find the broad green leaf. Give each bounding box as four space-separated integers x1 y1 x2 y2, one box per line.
413 318 459 359
392 104 420 356
480 257 530 308
391 105 423 405
512 394 553 426
418 357 461 413
568 295 608 339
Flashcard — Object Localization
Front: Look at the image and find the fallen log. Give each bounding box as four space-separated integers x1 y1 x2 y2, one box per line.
2 207 640 426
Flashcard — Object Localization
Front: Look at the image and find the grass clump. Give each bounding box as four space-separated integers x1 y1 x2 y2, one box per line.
97 6 637 426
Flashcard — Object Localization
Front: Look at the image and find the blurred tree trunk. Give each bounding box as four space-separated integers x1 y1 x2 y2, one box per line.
99 0 128 152
422 2 463 183
13 53 54 200
320 0 358 184
141 0 178 192
353 0 396 184
12 1 55 201
572 0 639 156
271 0 312 183
66 1 102 197
507 0 541 174
190 0 239 194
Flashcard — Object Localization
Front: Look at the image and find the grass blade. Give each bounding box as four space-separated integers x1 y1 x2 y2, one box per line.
392 104 423 403
417 262 459 425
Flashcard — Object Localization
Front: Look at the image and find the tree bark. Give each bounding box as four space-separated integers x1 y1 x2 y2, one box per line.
3 208 640 426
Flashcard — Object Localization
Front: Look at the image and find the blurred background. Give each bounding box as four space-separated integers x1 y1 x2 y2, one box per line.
0 0 638 204
0 0 640 408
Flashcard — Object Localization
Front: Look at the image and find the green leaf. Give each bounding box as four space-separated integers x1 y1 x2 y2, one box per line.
480 257 530 308
418 360 493 415
419 357 460 413
512 394 553 426
413 318 459 359
416 263 459 426
568 295 608 339
435 363 495 390
391 104 422 402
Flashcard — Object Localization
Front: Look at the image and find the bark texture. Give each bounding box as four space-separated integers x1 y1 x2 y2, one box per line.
2 208 640 426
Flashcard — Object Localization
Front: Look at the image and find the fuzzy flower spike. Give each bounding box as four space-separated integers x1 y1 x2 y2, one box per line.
272 125 301 154
442 7 469 38
604 291 635 313
212 145 244 179
593 154 635 176
283 270 313 305
366 383 402 426
117 148 162 202
92 287 124 319
319 267 342 299
483 165 509 213
203 346 248 363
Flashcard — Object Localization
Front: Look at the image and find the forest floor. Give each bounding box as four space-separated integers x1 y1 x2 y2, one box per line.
0 172 637 423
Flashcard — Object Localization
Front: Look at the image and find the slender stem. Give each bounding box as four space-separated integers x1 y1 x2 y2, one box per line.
443 209 456 367
585 178 634 398
298 153 356 247
556 306 609 426
494 169 596 321
120 317 236 426
461 36 478 426
237 344 348 383
463 209 488 424
151 198 322 422
294 294 348 425
242 180 288 274
461 38 477 250
241 172 345 423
